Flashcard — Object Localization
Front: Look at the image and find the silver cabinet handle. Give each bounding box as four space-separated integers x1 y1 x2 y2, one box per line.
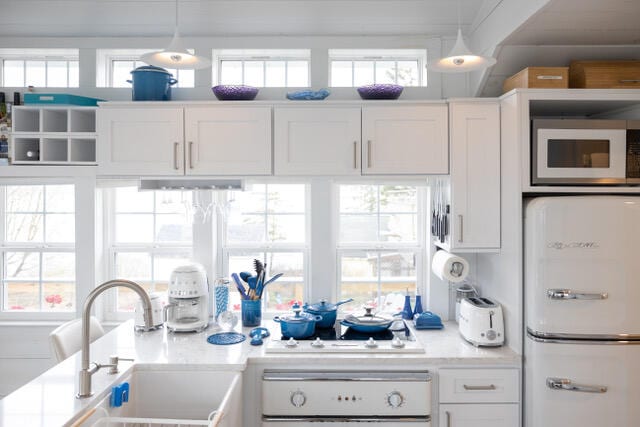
353 141 358 169
173 142 180 170
620 80 640 83
547 289 608 300
445 410 451 427
546 377 607 393
457 215 463 243
189 141 194 169
367 140 372 168
463 384 496 391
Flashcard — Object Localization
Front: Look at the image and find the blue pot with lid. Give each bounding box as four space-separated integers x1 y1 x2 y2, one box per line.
303 298 353 329
273 305 322 339
127 65 178 101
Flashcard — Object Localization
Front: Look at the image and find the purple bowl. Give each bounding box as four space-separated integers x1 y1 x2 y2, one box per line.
356 84 404 100
212 85 259 101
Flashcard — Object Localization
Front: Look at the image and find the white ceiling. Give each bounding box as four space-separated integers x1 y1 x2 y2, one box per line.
0 0 488 37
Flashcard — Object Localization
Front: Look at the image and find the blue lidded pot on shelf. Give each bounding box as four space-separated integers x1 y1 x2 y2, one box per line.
127 65 178 101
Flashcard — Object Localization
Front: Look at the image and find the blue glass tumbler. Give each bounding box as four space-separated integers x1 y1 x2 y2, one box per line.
241 299 262 327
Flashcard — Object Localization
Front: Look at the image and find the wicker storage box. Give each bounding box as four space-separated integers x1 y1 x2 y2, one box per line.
502 67 569 93
569 60 640 89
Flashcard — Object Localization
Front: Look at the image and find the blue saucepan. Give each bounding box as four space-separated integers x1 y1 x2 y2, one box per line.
303 298 354 329
273 307 323 339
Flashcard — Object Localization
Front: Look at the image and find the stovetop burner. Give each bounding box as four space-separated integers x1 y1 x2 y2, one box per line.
267 319 425 354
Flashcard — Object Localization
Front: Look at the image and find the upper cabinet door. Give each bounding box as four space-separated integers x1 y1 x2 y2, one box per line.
97 107 184 175
184 107 272 176
448 101 501 250
274 107 361 175
362 105 448 175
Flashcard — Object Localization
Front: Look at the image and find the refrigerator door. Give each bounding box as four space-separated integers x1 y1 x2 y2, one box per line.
525 335 640 427
525 196 640 338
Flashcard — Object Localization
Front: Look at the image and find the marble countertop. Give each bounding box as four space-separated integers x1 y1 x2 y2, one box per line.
0 319 520 427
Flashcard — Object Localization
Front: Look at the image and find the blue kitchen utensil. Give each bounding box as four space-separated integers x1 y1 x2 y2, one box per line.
207 332 246 345
249 327 270 345
231 273 247 299
274 306 322 339
303 298 354 329
239 271 252 283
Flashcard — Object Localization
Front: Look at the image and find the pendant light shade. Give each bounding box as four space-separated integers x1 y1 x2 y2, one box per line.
429 29 496 73
139 0 211 70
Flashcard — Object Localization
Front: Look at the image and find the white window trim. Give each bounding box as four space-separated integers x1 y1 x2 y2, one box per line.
0 176 94 321
212 49 311 87
0 50 80 88
328 48 428 87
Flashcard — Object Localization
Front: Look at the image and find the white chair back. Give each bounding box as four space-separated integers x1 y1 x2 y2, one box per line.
49 316 105 362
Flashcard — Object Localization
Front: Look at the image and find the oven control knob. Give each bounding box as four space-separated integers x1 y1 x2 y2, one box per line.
290 390 307 408
386 391 404 408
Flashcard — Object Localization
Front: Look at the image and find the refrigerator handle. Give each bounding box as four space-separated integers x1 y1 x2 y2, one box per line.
546 289 609 300
546 377 607 394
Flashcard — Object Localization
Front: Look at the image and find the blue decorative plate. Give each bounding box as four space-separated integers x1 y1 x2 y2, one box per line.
207 332 246 345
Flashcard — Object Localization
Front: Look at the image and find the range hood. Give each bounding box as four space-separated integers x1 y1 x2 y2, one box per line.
138 178 244 191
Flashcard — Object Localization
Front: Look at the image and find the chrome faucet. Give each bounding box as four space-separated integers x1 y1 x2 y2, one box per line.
77 279 153 398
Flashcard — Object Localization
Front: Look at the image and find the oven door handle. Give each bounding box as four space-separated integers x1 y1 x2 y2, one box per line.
262 416 432 423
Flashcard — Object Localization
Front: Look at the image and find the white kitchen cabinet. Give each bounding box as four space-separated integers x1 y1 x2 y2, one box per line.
439 404 519 427
439 368 520 427
97 107 184 175
184 106 271 175
433 100 500 251
361 105 448 175
274 107 361 175
98 105 272 176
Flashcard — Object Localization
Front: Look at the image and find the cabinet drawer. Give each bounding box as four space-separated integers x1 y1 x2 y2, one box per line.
439 369 519 403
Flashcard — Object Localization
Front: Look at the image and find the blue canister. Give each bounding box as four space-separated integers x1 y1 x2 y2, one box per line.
241 299 262 327
127 65 178 101
401 294 413 320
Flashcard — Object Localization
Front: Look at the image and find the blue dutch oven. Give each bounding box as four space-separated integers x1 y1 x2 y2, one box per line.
303 298 353 329
273 306 322 339
127 65 178 101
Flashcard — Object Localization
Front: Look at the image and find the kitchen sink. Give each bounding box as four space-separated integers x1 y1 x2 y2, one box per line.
76 368 242 427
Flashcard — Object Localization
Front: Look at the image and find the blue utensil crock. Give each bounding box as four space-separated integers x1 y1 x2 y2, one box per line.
241 299 262 327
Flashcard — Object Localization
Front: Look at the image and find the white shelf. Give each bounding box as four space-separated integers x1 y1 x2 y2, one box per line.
10 106 97 165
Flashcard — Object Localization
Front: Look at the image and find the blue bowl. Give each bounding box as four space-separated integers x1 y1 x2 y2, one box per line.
356 84 404 100
212 85 259 101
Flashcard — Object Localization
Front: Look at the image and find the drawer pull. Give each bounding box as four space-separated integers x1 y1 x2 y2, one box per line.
620 80 640 84
445 410 451 427
173 142 180 170
353 141 358 169
463 384 496 391
189 141 194 169
546 377 607 394
367 140 372 168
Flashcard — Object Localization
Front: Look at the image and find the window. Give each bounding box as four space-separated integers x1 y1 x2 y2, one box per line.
329 49 427 87
96 49 195 88
222 183 308 311
213 49 310 87
106 187 193 315
337 184 424 314
0 49 79 88
0 184 76 313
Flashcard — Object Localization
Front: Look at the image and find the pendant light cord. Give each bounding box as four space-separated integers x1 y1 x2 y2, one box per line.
457 0 461 31
175 0 179 31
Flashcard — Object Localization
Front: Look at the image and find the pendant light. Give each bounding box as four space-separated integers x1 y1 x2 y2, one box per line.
428 0 496 73
140 0 211 70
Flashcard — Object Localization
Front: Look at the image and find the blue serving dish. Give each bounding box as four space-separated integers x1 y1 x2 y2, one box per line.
24 93 104 106
414 311 444 330
356 84 404 100
212 85 259 101
286 89 330 100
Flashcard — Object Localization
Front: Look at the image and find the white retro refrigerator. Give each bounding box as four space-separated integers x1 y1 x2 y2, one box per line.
525 196 640 427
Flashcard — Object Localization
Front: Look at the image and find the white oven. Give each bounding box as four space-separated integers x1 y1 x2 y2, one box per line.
261 370 431 425
531 119 640 185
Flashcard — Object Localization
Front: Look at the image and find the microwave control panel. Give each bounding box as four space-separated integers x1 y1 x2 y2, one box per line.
627 129 640 179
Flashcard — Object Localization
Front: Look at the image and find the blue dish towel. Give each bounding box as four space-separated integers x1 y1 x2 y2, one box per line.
414 311 444 329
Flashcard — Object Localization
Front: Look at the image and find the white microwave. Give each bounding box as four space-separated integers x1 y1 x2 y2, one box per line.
532 119 640 185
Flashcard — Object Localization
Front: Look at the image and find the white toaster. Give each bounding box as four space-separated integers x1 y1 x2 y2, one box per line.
458 297 504 347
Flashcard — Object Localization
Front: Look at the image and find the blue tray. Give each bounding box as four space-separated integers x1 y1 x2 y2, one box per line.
24 93 104 107
207 332 246 345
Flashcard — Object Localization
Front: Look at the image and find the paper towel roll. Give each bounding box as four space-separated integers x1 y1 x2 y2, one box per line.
431 250 469 283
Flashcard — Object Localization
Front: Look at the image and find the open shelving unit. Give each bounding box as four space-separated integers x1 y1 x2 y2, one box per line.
11 105 97 165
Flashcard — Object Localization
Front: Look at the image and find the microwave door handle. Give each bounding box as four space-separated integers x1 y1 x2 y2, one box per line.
547 289 609 300
547 377 607 394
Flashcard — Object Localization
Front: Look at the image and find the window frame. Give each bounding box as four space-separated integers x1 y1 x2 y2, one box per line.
328 49 427 87
218 181 311 313
333 181 428 310
95 49 195 88
0 177 93 321
0 48 79 88
212 49 311 88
